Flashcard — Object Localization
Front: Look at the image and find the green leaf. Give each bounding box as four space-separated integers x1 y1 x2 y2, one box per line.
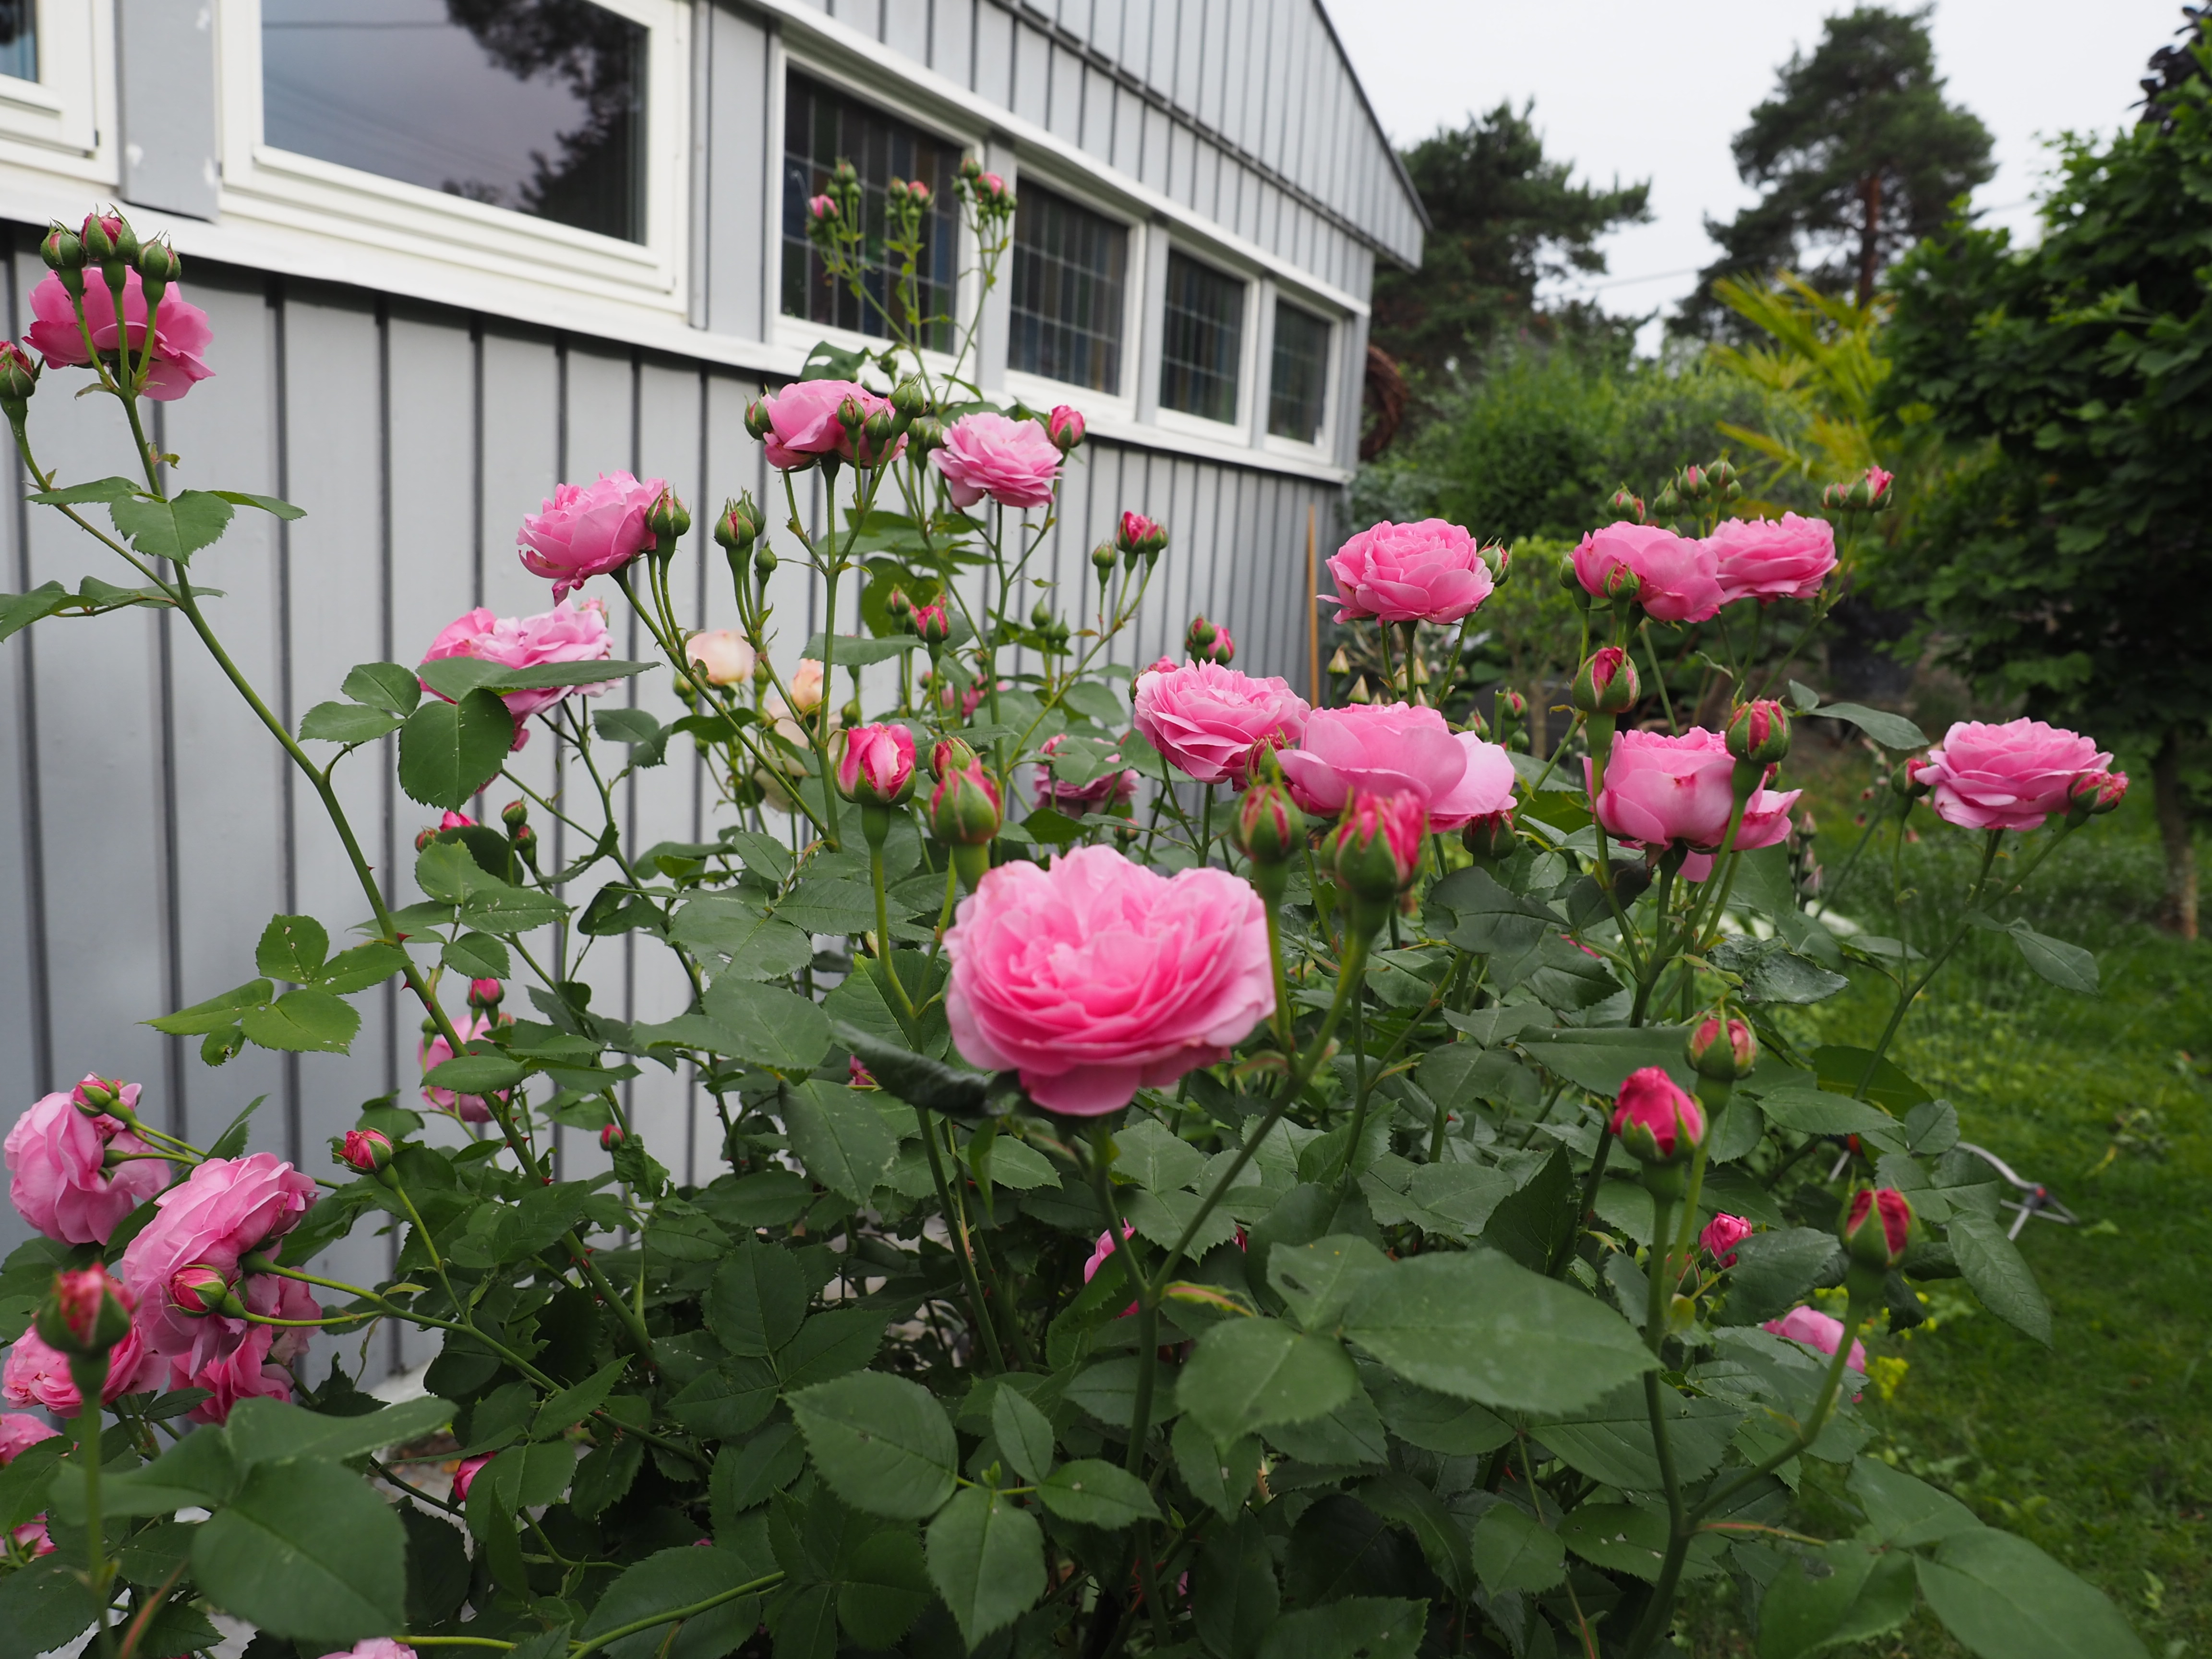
702 979 831 1072
254 914 329 983
1709 935 1851 1005
1760 1539 1917 1659
0 1559 99 1656
1917 1527 2149 1659
342 661 422 714
1369 1374 1513 1456
1848 1458 1982 1546
240 988 360 1054
1360 1470 1472 1596
0 1438 64 1529
1947 1214 2053 1345
397 689 515 810
836 1528 933 1649
1037 1459 1159 1529
711 1423 806 1522
1340 1250 1655 1415
192 1457 407 1643
1803 699 1927 749
148 978 273 1036
415 656 653 699
0 581 72 643
781 1080 900 1202
991 1386 1057 1485
1560 1501 1722 1582
440 932 511 980
670 899 813 982
1535 1381 1743 1490
1176 1317 1358 1443
299 702 405 744
1428 866 1555 955
27 475 137 505
799 631 921 667
534 1358 627 1437
1255 1599 1428 1659
422 1051 526 1093
1515 1025 1698 1094
925 1486 1044 1650
1470 1502 1564 1595
318 941 409 994
1716 1228 1842 1327
576 1545 763 1659
2008 920 2099 994
1754 1086 1909 1153
1267 1234 1391 1333
705 1246 809 1358
212 489 306 519
788 1372 958 1520
1811 1046 1931 1112
1113 1118 1208 1192
834 1022 994 1118
1193 1513 1278 1659
53 1423 238 1519
224 1397 455 1467
110 489 237 562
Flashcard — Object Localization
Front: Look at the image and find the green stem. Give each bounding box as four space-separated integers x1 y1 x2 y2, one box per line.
1087 1122 1157 1478
914 1104 1003 1372
1851 828 2008 1099
566 1573 786 1659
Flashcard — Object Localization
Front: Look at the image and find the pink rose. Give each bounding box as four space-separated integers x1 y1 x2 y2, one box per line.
0 1414 58 1465
1083 1224 1139 1316
421 1011 503 1122
1915 718 2112 832
25 269 214 401
685 629 756 686
168 1274 319 1424
1278 705 1516 832
422 598 615 748
758 380 901 470
1763 1305 1868 1396
451 1455 492 1503
4 1289 163 1413
1588 727 1738 850
321 1644 417 1659
5 1085 169 1244
1700 1214 1754 1266
1328 519 1496 625
932 412 1063 511
1572 523 1724 624
1034 733 1139 815
1680 782 1802 880
944 846 1274 1115
516 472 663 601
1707 513 1837 604
119 1153 319 1357
1132 661 1309 786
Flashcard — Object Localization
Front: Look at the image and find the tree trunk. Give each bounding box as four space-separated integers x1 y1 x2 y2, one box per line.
2153 729 2199 940
1857 171 1884 308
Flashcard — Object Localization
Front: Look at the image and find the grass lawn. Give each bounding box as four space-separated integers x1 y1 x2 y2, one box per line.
1703 738 2212 1657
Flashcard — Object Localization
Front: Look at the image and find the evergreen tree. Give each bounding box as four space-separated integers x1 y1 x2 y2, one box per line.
1679 6 1992 335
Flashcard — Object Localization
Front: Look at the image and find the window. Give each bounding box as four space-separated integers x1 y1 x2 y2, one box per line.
0 1 34 84
1158 252 1244 424
781 72 962 352
260 0 648 244
1009 185 1127 393
1268 300 1331 444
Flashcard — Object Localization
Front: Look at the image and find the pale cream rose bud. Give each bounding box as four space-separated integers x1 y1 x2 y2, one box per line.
685 628 756 686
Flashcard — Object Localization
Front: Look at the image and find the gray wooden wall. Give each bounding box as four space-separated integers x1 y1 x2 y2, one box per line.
0 237 1334 1374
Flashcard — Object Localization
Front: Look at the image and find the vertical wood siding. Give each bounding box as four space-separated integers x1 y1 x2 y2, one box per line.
0 240 1335 1327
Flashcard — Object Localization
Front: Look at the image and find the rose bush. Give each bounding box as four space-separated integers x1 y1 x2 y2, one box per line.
0 193 2149 1659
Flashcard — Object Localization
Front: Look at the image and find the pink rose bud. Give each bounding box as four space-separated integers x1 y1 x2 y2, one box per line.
0 340 40 404
931 735 978 780
837 723 918 807
1118 511 1167 557
1678 463 1711 502
1686 1015 1757 1082
38 1265 132 1357
886 587 915 627
929 761 1003 848
1461 807 1517 863
467 978 503 1010
1901 755 1936 798
1841 1186 1914 1271
135 237 180 288
441 810 476 831
500 799 529 831
646 488 690 542
743 398 772 441
39 223 84 272
1231 781 1305 869
169 1263 242 1318
1851 466 1895 510
599 1123 625 1150
2068 769 2128 819
807 194 838 223
1727 699 1791 767
339 1128 394 1174
713 493 763 552
69 1075 127 1116
686 628 757 687
1327 789 1426 905
1608 487 1647 525
452 1454 491 1503
906 180 932 209
1611 1068 1705 1166
848 1055 878 1090
79 211 128 264
1047 405 1086 453
1185 614 1233 665
1701 1213 1754 1266
1478 540 1512 582
913 601 952 647
1571 646 1640 716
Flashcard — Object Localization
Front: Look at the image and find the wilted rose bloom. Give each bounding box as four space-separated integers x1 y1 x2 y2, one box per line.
944 846 1274 1115
5 1084 168 1244
3 1283 162 1412
1914 718 2112 832
1327 519 1496 625
1034 733 1139 814
420 1010 503 1123
685 629 756 686
757 380 902 470
1589 727 1738 850
1707 513 1838 604
516 472 663 600
1701 1213 1754 1266
1764 1305 1868 1396
1680 782 1802 880
118 1153 319 1358
421 598 615 748
1572 523 1724 624
26 268 214 400
932 412 1063 511
1279 705 1515 832
1132 660 1309 786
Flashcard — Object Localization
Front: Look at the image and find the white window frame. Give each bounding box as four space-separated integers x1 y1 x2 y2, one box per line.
1261 288 1338 462
1153 241 1254 444
998 166 1142 424
214 0 689 310
0 0 111 173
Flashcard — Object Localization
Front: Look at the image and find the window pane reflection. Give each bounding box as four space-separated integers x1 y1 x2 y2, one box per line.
1268 301 1330 444
262 0 646 244
1159 252 1244 424
0 0 35 84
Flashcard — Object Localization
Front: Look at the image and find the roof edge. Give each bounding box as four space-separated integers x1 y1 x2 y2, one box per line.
1311 0 1431 242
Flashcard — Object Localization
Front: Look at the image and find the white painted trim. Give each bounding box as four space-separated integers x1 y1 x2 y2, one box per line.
0 0 111 175
214 0 691 313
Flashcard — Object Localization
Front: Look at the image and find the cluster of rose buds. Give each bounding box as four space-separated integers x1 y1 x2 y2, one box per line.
1186 614 1235 665
1116 511 1169 566
1821 466 1895 513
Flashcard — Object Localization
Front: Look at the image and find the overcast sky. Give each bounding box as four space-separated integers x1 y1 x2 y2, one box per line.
1322 0 2188 347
